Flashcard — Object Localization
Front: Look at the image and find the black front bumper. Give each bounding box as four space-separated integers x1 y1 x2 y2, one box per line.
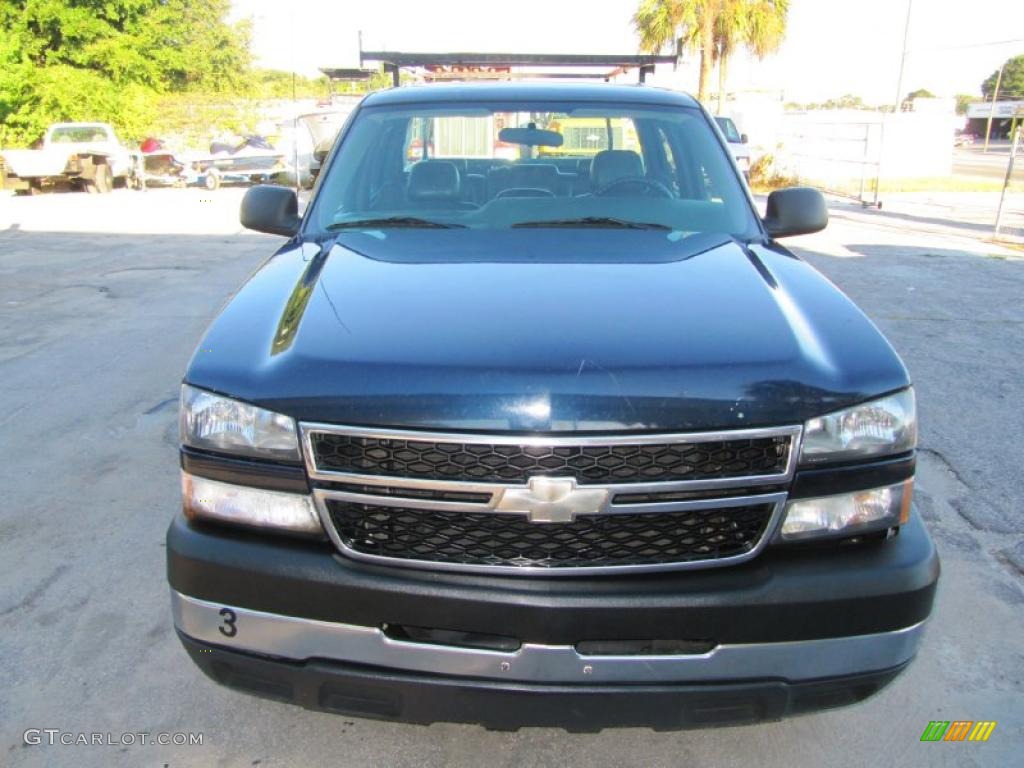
180 632 908 731
167 510 938 728
167 512 937 645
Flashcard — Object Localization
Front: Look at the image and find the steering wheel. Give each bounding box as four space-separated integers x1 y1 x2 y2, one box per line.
594 176 673 198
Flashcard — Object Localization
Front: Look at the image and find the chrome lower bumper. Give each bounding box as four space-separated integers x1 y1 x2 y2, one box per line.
171 591 926 685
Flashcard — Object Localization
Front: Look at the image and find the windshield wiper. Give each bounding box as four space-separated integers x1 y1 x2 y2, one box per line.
512 217 671 230
328 216 465 230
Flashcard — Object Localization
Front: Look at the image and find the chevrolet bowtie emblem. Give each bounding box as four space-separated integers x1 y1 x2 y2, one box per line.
494 477 610 523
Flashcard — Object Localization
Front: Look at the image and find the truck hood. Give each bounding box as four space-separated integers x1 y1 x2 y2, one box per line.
186 230 909 431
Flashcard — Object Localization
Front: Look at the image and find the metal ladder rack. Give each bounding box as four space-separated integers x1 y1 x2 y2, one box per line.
353 49 678 87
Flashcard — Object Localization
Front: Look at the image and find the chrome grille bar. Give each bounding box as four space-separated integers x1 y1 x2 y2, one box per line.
298 423 801 576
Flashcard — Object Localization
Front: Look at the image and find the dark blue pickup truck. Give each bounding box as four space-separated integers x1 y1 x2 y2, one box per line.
168 82 937 730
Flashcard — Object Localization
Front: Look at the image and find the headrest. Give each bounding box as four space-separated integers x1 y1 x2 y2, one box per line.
507 164 559 184
590 150 644 188
407 161 461 201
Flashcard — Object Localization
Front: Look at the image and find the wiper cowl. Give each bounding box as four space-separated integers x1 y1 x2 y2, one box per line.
328 217 465 230
512 217 671 231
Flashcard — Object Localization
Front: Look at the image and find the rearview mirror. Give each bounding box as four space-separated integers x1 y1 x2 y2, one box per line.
498 126 563 147
740 133 749 144
763 187 828 238
240 185 300 237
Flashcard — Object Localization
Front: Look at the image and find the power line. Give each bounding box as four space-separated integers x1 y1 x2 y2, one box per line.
906 38 1024 54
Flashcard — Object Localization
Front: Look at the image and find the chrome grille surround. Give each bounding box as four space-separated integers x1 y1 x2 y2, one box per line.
300 423 802 576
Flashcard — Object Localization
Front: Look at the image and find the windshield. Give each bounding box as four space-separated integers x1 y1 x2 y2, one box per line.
714 117 741 143
308 100 759 239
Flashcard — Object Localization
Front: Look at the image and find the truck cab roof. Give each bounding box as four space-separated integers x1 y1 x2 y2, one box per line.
361 81 700 108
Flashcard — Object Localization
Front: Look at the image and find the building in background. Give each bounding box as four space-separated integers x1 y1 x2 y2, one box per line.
965 100 1024 140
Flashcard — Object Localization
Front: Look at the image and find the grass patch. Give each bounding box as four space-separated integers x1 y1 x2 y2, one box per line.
875 177 1024 193
753 176 1024 194
747 154 1024 194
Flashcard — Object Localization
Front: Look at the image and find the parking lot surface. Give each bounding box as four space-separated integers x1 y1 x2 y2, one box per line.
1 188 1022 767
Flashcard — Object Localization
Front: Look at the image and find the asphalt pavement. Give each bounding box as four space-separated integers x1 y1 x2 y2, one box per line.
953 145 1023 182
1 188 1021 767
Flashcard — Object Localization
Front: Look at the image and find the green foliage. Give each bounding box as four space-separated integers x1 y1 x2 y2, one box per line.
331 68 407 94
743 0 788 59
146 93 260 150
633 0 704 55
747 153 798 191
632 1 788 103
0 64 156 144
786 94 869 111
982 54 1024 99
954 94 976 115
251 70 329 100
905 88 935 101
0 0 252 146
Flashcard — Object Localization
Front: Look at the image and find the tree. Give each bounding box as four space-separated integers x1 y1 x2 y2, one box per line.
252 70 329 100
633 0 716 102
982 54 1024 100
905 88 935 103
715 1 788 112
632 1 788 107
954 94 976 116
0 0 251 146
712 0 747 112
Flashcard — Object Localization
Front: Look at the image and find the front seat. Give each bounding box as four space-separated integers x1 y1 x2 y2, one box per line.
406 160 466 208
590 150 645 190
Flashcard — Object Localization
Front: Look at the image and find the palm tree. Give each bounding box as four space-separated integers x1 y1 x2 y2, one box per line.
719 1 789 110
633 0 716 103
633 0 788 109
713 0 749 113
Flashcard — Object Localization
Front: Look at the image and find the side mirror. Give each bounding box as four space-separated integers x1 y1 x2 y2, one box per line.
763 187 828 238
240 185 300 237
740 133 749 144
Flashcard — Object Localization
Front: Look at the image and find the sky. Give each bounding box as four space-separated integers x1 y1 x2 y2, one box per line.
232 0 1024 104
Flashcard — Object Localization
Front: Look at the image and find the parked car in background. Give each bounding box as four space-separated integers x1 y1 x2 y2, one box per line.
169 82 937 731
299 110 353 184
714 115 751 180
0 122 140 194
953 131 975 148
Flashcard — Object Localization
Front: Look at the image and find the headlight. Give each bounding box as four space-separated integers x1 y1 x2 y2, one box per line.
799 389 916 466
779 479 913 541
182 472 322 536
180 384 300 461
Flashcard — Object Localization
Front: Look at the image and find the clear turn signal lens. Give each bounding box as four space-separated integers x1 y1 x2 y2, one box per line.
780 479 913 542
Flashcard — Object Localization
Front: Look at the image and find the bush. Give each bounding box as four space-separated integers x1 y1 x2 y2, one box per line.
0 64 158 147
748 153 799 190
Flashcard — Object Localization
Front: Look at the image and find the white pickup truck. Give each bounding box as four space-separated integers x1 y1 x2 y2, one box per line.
0 122 140 194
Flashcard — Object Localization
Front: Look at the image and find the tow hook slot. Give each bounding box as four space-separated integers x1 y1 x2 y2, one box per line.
575 639 716 656
382 623 522 652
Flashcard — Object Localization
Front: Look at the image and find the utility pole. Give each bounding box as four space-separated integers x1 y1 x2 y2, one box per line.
872 0 913 207
892 0 913 115
993 125 1021 238
983 62 1004 153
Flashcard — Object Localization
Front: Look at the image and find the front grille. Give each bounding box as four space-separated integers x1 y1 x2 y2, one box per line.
311 433 790 484
326 500 774 569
